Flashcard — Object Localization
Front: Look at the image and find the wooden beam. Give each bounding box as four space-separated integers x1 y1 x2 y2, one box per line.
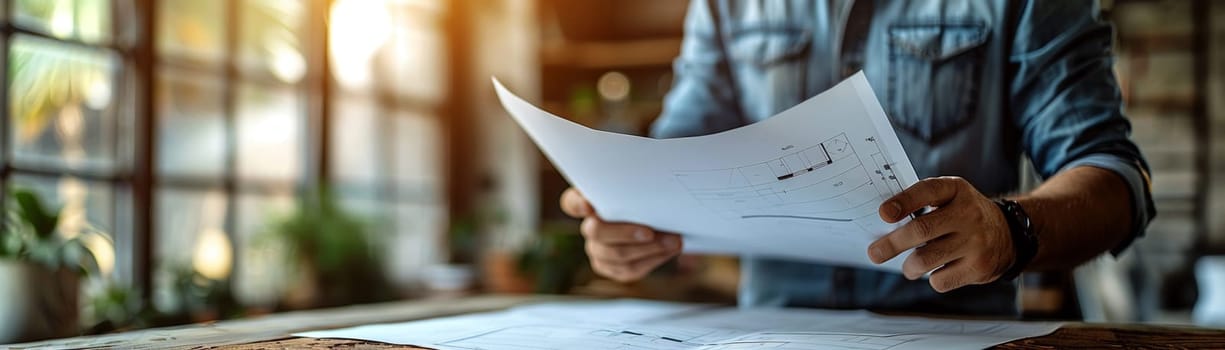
130 0 158 303
444 0 475 221
1190 0 1214 254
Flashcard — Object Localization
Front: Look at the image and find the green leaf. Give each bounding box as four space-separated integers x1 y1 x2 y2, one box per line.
1 230 22 257
13 189 60 239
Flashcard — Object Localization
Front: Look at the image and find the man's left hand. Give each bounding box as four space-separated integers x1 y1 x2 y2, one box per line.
867 177 1016 293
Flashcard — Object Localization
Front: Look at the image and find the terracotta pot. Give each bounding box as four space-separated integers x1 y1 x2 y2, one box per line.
283 256 320 310
480 251 534 294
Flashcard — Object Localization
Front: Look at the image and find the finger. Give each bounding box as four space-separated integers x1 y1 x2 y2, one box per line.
590 253 665 283
586 235 681 264
587 236 682 283
868 209 956 264
625 248 682 280
581 217 654 244
879 177 965 223
589 259 634 283
560 188 595 218
928 259 981 293
611 240 684 283
900 235 969 280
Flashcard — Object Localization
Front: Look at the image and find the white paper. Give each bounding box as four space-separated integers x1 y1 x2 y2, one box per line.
508 298 716 323
295 299 1062 350
493 72 920 271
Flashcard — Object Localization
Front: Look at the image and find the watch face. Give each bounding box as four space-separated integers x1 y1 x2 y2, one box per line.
1001 200 1031 235
1014 209 1030 231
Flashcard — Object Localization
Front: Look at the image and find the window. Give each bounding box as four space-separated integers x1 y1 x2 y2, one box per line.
328 0 447 289
1 0 450 321
154 0 309 311
5 0 131 286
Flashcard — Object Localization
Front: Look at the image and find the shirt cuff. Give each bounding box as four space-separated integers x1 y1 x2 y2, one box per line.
1059 154 1155 256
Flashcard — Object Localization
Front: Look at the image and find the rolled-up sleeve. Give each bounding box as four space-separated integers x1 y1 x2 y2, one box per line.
1059 154 1154 255
1008 0 1155 254
650 0 744 139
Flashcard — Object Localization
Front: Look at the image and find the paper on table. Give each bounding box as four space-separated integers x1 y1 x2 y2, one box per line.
294 299 1063 350
493 72 919 271
508 299 716 323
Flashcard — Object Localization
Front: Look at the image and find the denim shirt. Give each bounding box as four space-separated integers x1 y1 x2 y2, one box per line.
650 0 1155 316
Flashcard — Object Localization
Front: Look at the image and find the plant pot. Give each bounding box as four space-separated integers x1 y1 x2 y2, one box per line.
283 256 320 310
480 251 534 294
0 260 80 343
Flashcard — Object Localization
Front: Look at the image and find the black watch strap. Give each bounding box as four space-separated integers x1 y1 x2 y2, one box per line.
995 199 1036 281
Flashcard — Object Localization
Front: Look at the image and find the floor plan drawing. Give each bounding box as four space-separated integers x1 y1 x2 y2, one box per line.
296 299 1064 350
437 324 744 350
673 132 905 237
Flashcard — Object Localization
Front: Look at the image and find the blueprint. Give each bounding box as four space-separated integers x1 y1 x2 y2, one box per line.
295 299 1062 350
492 72 920 271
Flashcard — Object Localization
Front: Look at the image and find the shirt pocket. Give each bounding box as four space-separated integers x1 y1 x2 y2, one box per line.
727 27 812 121
886 23 988 142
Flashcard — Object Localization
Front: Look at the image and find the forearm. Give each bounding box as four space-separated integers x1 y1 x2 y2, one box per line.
1013 166 1133 271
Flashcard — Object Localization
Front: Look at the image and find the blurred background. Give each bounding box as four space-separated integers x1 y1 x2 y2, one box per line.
0 0 1223 343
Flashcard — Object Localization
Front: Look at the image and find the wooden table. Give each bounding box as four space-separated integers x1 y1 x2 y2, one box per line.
8 294 1224 349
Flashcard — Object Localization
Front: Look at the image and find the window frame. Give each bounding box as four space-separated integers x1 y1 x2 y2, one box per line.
0 0 456 313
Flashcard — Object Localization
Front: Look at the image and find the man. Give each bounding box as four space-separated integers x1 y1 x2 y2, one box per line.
560 0 1154 316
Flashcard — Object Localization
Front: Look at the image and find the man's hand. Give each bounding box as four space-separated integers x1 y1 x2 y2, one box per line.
560 188 683 283
867 177 1015 293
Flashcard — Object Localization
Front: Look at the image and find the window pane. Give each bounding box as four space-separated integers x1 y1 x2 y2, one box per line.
153 187 229 314
9 174 115 238
233 192 294 307
331 103 443 201
328 0 390 92
9 35 118 170
329 0 447 98
390 110 441 198
156 69 226 177
382 7 445 101
110 183 133 283
13 0 111 44
157 0 225 65
331 95 384 189
236 83 302 181
238 0 306 84
385 201 444 289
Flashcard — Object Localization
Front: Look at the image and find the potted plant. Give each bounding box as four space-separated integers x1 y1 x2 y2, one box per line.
430 207 505 294
81 281 147 334
263 188 390 309
0 189 102 343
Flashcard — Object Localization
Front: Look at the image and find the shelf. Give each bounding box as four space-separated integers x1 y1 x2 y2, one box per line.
540 37 683 69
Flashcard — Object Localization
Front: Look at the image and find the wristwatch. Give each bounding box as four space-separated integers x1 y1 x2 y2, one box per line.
994 198 1036 281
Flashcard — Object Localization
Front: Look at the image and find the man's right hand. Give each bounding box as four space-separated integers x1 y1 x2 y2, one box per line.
561 187 683 283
